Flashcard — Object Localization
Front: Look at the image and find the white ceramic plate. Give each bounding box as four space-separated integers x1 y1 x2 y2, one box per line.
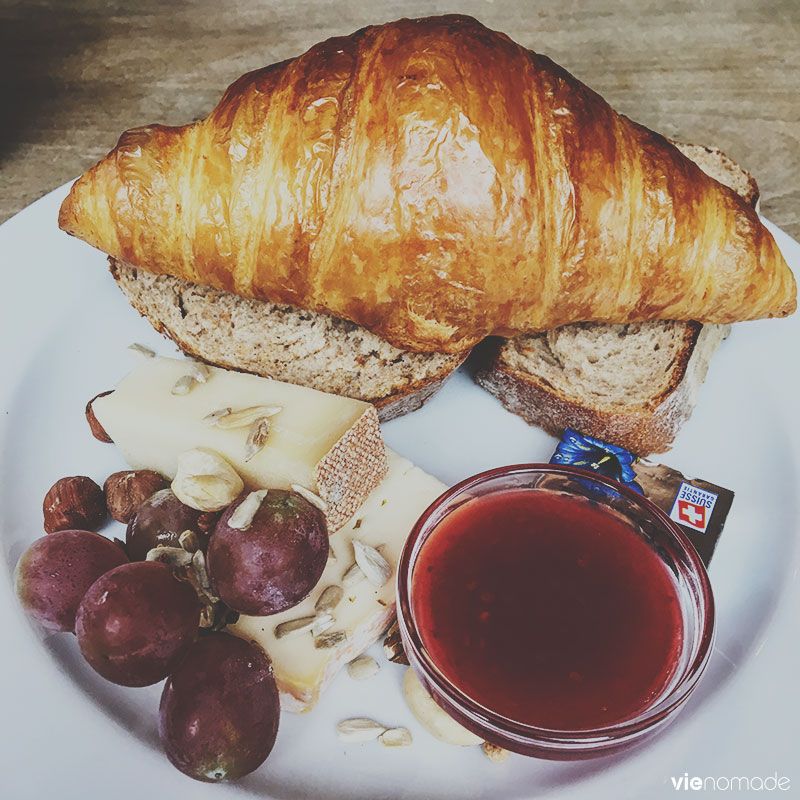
1 184 798 800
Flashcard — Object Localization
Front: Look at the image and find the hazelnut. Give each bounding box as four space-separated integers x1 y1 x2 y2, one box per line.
104 470 169 523
43 476 107 533
85 392 113 443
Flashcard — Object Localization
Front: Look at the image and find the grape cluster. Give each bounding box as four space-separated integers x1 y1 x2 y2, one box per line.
15 464 331 782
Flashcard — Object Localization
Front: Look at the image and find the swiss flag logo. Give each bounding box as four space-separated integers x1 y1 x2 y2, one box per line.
677 499 706 530
670 482 718 534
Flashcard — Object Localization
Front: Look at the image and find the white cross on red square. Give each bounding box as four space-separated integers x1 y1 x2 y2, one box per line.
677 499 705 528
669 481 718 533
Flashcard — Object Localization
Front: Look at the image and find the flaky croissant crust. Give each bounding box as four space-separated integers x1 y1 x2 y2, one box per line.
60 15 796 353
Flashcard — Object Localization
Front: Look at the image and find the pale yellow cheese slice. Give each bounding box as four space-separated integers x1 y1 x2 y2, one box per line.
93 356 387 528
229 449 446 712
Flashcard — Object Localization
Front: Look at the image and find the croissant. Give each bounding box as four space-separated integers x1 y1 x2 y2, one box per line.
59 15 795 353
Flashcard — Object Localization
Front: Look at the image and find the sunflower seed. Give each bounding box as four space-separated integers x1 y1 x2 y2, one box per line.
171 375 196 395
186 360 211 383
342 562 365 587
228 489 268 529
178 530 200 553
379 728 413 748
348 654 380 680
191 550 218 600
314 631 347 649
128 343 155 360
311 613 334 636
314 585 344 615
274 615 317 639
215 405 282 430
145 545 193 567
244 417 270 462
353 540 392 587
336 718 386 743
202 407 232 425
482 741 510 763
291 483 328 512
146 541 221 624
228 489 268 530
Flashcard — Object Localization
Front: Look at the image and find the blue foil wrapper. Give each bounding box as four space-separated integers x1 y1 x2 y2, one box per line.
550 428 643 494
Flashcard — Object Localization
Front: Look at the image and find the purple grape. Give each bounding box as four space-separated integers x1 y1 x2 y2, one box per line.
159 633 279 782
75 561 200 686
126 489 217 561
208 489 328 615
14 530 128 632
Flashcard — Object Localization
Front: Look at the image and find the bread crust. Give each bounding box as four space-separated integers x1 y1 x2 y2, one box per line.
375 372 454 421
474 324 728 455
60 15 795 353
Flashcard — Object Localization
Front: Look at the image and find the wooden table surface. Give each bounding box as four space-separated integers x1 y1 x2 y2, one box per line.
1 0 798 236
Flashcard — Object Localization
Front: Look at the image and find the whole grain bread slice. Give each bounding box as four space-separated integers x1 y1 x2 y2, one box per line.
110 259 466 421
474 322 729 455
474 140 757 455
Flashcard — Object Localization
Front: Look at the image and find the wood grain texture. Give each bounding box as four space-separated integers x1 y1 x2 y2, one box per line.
1 0 798 240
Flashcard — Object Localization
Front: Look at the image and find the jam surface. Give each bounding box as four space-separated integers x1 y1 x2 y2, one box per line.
412 489 683 730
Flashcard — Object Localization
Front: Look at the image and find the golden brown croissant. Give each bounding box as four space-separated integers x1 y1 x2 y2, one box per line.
59 15 796 353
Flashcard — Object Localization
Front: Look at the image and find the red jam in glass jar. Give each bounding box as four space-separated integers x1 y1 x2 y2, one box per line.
411 488 684 731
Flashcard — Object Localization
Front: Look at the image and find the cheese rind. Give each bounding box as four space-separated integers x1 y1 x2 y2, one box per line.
93 356 388 529
229 449 446 711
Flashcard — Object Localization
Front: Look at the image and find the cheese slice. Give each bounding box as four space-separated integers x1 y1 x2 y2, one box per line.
229 449 446 712
93 356 388 529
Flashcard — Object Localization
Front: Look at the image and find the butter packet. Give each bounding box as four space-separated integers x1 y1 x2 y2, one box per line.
551 429 733 567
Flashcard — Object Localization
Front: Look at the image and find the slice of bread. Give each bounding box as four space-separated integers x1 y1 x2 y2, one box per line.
474 140 758 455
109 138 756 441
474 322 729 455
109 259 466 421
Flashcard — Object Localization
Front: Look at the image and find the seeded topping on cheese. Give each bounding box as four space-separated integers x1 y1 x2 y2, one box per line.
93 356 388 529
229 449 446 712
